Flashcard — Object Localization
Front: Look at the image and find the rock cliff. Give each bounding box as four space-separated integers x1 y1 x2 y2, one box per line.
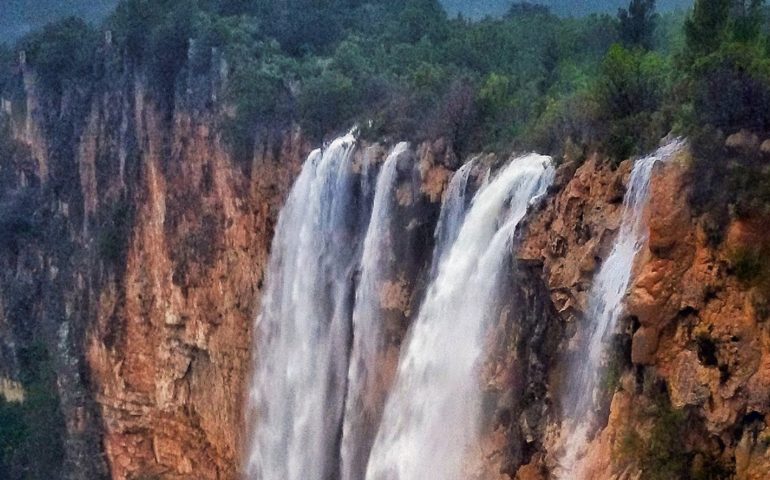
510 147 770 479
1 51 768 480
0 51 308 477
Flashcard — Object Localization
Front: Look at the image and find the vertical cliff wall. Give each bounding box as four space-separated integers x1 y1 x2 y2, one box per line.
0 46 310 477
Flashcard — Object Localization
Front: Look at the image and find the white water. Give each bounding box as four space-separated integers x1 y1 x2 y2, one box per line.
340 143 407 480
246 134 365 480
429 159 478 277
558 140 683 477
365 154 555 480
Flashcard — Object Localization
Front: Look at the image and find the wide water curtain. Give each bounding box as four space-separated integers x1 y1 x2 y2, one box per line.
246 134 366 480
558 140 684 478
247 137 556 480
366 154 555 480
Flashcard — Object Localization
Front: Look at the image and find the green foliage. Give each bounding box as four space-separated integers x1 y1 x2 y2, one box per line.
689 41 770 132
0 400 27 477
618 0 659 50
299 69 357 139
684 0 731 58
730 246 765 282
0 342 65 480
728 242 770 317
594 44 672 160
616 389 691 480
19 17 99 94
642 399 689 479
678 0 770 233
7 0 770 196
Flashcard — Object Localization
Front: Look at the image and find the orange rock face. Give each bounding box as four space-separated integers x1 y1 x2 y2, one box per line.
515 147 770 479
83 99 307 477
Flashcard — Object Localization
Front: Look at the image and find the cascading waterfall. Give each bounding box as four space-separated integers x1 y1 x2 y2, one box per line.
366 154 555 480
558 140 683 477
340 143 407 480
429 159 477 277
246 134 369 480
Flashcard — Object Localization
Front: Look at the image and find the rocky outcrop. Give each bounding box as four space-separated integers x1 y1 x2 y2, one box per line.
512 146 770 479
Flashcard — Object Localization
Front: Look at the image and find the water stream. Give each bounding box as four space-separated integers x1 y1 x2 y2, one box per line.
558 140 683 477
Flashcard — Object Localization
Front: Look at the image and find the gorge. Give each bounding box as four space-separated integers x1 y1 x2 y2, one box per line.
2 1 770 479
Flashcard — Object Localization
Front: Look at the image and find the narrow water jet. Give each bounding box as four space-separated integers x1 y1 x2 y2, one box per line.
557 140 684 478
340 143 408 480
365 154 555 480
246 134 369 480
429 159 477 277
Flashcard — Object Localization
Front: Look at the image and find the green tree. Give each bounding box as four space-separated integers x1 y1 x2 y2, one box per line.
618 0 658 50
729 0 765 42
299 69 357 138
20 17 99 94
684 0 731 59
595 44 671 159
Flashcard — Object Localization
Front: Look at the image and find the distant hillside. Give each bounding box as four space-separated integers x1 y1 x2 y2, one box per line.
0 0 118 44
0 0 694 45
441 0 693 18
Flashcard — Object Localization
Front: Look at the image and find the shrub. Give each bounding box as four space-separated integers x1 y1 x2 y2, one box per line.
615 387 690 480
689 42 770 133
0 342 66 479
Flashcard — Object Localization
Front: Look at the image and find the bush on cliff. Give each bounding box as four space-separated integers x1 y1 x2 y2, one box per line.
680 0 770 230
0 342 65 480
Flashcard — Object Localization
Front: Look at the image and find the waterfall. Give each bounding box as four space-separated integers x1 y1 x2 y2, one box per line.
365 154 555 480
429 159 477 277
558 140 684 477
340 143 407 480
246 134 369 480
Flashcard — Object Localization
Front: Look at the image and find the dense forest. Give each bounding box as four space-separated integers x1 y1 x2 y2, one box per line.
0 0 695 44
441 0 693 18
0 0 768 242
0 1 768 241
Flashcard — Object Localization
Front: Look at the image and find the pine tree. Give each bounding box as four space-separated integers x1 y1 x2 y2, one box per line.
684 0 731 57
